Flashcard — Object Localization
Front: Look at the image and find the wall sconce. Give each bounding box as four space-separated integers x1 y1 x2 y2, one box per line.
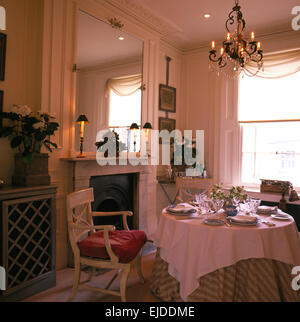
143 122 152 156
76 114 89 158
130 123 139 152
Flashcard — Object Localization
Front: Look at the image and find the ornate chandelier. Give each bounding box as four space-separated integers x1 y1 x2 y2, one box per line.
209 0 263 77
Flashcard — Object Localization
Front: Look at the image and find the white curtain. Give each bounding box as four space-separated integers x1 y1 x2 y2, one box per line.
245 48 300 78
106 74 142 96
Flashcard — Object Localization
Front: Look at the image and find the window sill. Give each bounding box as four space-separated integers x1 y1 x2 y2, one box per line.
244 187 300 205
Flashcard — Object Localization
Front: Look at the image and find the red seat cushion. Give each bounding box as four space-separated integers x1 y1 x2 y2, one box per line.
78 230 147 263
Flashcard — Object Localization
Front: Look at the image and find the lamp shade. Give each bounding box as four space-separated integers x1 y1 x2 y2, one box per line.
130 123 139 130
76 115 89 124
143 122 152 130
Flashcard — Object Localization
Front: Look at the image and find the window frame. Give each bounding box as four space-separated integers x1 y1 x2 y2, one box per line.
237 74 300 192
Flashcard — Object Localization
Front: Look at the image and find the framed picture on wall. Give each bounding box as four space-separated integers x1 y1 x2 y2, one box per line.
159 117 176 144
159 84 176 113
0 90 3 128
0 32 7 81
159 117 176 132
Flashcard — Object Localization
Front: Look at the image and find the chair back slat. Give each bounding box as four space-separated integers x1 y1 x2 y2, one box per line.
67 188 95 252
68 188 94 209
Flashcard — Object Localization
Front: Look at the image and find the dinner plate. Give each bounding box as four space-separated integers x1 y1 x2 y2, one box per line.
167 208 197 216
227 218 258 226
204 219 225 226
270 214 292 221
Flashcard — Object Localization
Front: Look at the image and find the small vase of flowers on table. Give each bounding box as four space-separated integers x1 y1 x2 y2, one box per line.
210 184 248 217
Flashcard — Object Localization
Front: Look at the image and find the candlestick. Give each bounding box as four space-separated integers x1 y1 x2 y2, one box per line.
143 122 152 156
130 123 139 153
76 114 89 158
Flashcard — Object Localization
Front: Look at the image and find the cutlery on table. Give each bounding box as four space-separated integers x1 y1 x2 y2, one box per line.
261 220 275 227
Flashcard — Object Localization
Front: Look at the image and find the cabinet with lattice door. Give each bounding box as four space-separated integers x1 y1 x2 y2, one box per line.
0 185 57 301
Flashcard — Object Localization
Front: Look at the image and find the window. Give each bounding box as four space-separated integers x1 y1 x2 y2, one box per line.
239 71 300 188
107 74 142 152
109 90 141 127
108 88 141 152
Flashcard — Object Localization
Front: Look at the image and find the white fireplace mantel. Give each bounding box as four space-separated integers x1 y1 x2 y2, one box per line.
62 157 158 238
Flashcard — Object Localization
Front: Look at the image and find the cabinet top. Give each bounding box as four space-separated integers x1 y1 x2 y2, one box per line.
0 184 57 199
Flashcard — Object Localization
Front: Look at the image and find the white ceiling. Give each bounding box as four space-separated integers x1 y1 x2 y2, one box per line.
77 0 300 66
77 11 143 69
126 0 300 50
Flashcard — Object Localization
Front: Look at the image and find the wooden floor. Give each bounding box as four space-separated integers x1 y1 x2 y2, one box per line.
23 251 159 302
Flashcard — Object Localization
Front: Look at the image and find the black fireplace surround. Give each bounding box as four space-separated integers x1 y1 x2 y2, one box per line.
90 174 136 230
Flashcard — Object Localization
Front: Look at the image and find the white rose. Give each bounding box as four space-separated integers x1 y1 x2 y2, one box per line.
33 122 44 130
12 105 32 117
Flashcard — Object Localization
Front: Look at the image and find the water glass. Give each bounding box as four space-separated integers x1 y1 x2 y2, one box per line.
211 199 224 214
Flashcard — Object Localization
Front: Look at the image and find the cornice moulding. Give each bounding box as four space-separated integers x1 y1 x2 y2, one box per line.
103 0 184 47
98 1 300 55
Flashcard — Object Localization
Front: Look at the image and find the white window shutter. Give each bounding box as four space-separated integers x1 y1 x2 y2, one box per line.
217 76 240 186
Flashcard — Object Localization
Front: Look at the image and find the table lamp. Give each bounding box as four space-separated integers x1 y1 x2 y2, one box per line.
130 123 139 152
143 122 152 156
76 114 89 158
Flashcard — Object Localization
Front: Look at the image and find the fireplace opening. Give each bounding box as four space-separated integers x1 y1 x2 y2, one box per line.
90 174 137 230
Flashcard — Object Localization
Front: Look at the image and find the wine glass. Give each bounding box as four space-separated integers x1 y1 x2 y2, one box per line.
211 199 225 214
247 197 261 216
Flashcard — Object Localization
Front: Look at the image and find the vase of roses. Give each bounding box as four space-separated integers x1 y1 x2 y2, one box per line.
0 105 59 186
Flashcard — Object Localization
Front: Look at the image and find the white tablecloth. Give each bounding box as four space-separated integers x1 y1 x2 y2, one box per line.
153 210 300 301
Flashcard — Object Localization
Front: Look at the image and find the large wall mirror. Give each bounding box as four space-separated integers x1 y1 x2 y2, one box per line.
75 10 144 153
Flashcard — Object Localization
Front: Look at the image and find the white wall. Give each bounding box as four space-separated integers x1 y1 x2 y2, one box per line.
0 0 43 184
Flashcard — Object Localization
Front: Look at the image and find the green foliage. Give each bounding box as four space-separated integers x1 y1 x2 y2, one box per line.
210 184 248 203
0 106 59 163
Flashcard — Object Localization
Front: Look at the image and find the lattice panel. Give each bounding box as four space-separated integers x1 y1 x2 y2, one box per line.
6 198 52 289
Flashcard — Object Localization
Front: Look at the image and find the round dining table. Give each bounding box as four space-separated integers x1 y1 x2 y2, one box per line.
150 208 300 302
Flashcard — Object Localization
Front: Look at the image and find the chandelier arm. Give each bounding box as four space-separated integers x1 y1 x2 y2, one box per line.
209 51 220 63
226 9 237 33
226 4 246 33
247 42 257 56
257 51 263 62
218 60 227 68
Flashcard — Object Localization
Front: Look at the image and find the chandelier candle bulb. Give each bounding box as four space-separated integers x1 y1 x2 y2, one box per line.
251 32 255 41
227 33 231 41
211 41 215 49
257 41 261 50
220 47 224 55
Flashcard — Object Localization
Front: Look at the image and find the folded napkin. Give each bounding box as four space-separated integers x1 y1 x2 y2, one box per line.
230 214 257 223
257 206 278 214
205 212 226 221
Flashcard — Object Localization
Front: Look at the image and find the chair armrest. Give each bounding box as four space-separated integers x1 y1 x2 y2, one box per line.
69 222 115 232
93 225 116 232
91 211 133 217
90 211 133 231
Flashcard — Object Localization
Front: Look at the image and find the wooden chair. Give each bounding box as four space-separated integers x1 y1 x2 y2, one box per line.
66 188 146 302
